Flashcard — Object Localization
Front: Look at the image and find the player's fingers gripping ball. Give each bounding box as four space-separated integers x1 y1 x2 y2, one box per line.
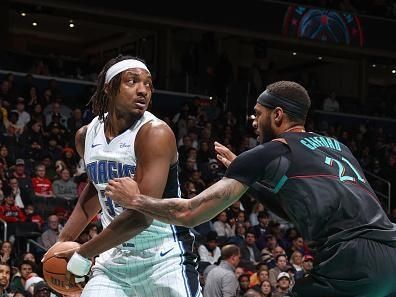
42 241 90 295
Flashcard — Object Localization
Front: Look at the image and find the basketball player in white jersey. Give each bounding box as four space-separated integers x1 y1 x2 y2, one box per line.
44 55 202 297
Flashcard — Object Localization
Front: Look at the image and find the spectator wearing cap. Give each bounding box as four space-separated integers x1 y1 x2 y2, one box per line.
204 244 241 297
269 254 293 289
240 229 261 268
61 147 79 175
301 255 314 276
31 164 54 199
14 98 31 128
272 272 292 297
24 275 44 295
198 231 221 265
0 262 11 297
11 159 34 194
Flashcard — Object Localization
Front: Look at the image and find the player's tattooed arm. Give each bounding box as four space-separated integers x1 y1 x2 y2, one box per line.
107 177 248 227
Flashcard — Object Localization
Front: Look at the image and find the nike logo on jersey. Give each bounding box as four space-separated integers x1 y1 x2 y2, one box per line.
91 143 102 148
160 247 174 257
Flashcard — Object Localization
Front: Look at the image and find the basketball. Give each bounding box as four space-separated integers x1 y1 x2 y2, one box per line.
42 241 83 295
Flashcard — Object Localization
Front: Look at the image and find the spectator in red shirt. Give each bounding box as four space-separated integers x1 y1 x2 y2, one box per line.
31 164 54 198
0 189 26 223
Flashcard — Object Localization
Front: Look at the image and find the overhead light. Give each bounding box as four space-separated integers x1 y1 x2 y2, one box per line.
292 52 297 56
318 56 323 60
69 23 75 28
69 19 74 23
32 22 38 26
392 69 396 74
249 115 256 120
20 12 26 17
372 64 376 68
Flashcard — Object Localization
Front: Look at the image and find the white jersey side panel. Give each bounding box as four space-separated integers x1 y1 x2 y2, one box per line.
84 112 178 250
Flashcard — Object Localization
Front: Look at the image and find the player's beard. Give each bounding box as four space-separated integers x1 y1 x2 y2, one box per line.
260 116 277 143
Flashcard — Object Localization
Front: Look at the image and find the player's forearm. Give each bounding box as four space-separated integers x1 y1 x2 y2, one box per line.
78 209 152 258
130 177 248 227
58 183 100 242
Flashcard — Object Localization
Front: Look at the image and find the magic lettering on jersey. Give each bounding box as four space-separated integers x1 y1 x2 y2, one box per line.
300 136 341 151
86 160 136 184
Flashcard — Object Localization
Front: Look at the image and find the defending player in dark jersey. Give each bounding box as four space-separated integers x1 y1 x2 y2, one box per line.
106 81 396 297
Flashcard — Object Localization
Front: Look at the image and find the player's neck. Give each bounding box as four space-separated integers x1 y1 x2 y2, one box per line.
105 112 138 138
284 124 306 133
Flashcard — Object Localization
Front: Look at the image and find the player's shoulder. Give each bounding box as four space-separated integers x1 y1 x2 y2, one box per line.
139 117 175 139
75 125 90 157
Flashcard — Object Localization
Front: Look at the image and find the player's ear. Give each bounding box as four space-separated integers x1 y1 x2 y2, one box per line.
273 107 284 126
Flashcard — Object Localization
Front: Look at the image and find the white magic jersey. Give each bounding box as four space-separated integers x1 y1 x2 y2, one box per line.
84 111 183 251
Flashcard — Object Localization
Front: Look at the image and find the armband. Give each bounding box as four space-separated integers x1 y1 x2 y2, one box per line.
66 252 92 276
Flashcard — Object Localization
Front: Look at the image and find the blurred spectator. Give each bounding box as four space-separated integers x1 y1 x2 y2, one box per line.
198 231 221 265
301 255 314 276
10 260 35 293
238 273 250 296
37 215 59 250
229 222 246 246
0 188 26 224
289 251 304 280
212 211 235 238
30 104 45 125
0 145 13 170
52 168 78 201
8 177 31 209
272 272 292 297
322 91 340 112
244 289 262 297
31 164 54 198
0 263 11 297
25 86 42 111
14 98 31 128
67 108 84 136
33 281 51 297
240 230 261 267
0 241 18 268
10 159 34 195
204 244 241 297
24 204 44 231
252 211 270 250
269 255 291 289
260 279 273 297
60 147 79 175
24 275 44 296
249 202 265 227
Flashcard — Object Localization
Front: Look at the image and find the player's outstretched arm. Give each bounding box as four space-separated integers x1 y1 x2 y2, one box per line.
107 176 249 227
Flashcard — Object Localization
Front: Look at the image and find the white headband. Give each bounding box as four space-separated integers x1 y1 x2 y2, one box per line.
105 59 150 83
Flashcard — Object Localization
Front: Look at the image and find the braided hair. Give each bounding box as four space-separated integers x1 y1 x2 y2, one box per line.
88 55 148 121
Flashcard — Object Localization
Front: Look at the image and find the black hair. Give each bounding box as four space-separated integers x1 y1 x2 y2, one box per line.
88 55 148 121
265 81 311 123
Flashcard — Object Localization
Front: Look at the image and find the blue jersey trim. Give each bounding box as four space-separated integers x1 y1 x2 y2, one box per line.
274 175 288 193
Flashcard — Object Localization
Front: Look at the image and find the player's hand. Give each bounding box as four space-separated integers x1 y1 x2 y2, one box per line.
41 241 63 263
105 177 140 209
55 248 89 290
214 141 237 168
